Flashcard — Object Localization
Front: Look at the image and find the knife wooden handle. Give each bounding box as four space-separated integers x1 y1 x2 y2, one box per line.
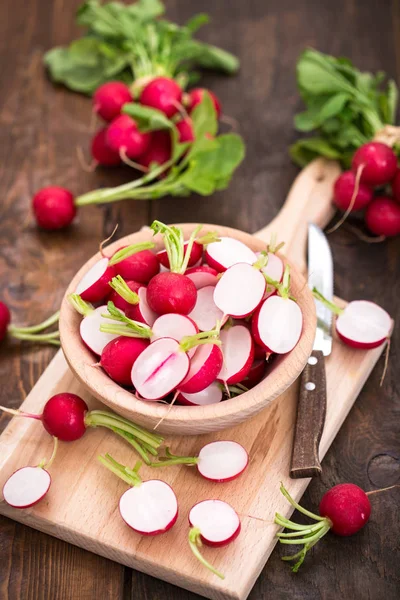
290 350 327 478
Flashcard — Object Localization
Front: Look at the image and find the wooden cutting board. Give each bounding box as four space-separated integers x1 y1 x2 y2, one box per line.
0 160 386 600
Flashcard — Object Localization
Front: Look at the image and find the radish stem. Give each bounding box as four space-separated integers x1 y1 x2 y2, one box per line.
68 294 94 317
98 453 142 487
85 410 163 449
0 406 42 420
108 276 139 305
38 436 58 470
10 331 61 345
188 527 225 580
312 288 343 316
9 310 60 335
278 483 325 521
109 242 155 266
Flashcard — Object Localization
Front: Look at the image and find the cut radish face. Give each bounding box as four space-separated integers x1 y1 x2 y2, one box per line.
256 251 284 283
206 238 257 272
126 287 157 327
80 305 119 355
3 466 51 508
197 441 249 482
218 325 254 385
252 295 303 354
119 479 178 535
336 300 392 349
214 263 265 318
179 343 223 394
188 286 224 331
178 382 223 406
131 338 189 400
185 265 219 289
151 314 198 347
189 499 241 546
76 257 115 303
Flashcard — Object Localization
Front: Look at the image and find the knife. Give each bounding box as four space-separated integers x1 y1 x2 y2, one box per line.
290 223 333 478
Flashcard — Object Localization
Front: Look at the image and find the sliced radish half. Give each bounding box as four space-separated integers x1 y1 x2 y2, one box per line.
256 251 284 282
131 337 189 400
252 295 303 354
188 286 224 331
151 314 198 346
218 325 254 385
197 441 248 482
214 263 265 318
336 300 392 349
76 257 115 303
206 237 257 272
80 305 119 355
119 480 178 535
185 265 219 289
3 466 51 508
189 499 241 546
179 343 223 394
126 287 157 327
178 382 223 406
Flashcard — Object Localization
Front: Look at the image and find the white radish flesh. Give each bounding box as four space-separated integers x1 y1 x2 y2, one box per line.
178 382 223 406
206 238 257 272
253 295 302 354
80 305 119 355
336 300 392 348
197 441 248 482
188 286 224 331
75 257 114 302
218 325 254 385
137 287 158 326
185 265 219 289
189 499 241 546
131 337 189 400
151 314 198 344
119 480 178 535
3 467 51 508
214 263 265 318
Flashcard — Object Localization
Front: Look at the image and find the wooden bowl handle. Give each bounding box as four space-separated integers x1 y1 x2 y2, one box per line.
254 158 341 274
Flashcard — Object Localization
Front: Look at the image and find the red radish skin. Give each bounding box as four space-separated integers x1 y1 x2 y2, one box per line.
108 280 141 311
0 301 11 341
3 466 51 509
126 287 157 327
112 248 160 284
93 82 132 122
140 77 182 118
119 479 178 535
189 500 241 547
319 483 371 536
391 169 400 203
138 130 171 171
106 115 152 159
188 286 224 331
91 128 121 166
75 257 116 303
176 117 195 143
32 187 76 231
197 441 249 483
335 300 392 349
218 325 254 385
352 142 398 186
242 359 266 389
252 296 303 354
42 393 88 441
186 88 222 118
254 343 267 360
178 382 222 406
333 171 373 211
214 263 266 318
147 272 197 315
101 336 149 386
157 241 203 269
365 196 400 237
185 265 219 289
179 343 223 394
80 305 119 355
206 237 257 272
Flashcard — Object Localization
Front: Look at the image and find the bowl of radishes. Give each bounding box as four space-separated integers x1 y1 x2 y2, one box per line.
59 222 316 434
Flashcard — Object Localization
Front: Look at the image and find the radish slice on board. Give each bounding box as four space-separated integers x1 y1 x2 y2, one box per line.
188 286 224 331
131 337 189 400
218 325 254 385
214 263 265 318
126 287 157 327
185 265 219 289
252 295 303 354
119 480 178 535
197 441 249 482
3 467 51 508
178 382 223 406
80 305 119 355
189 499 241 547
179 343 223 394
335 301 392 349
151 314 198 357
206 237 257 272
75 257 115 303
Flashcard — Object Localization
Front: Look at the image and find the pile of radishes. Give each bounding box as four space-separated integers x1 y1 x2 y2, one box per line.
333 141 400 237
69 221 304 406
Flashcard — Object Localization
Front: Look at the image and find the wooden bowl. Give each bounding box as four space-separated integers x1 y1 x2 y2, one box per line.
59 223 316 435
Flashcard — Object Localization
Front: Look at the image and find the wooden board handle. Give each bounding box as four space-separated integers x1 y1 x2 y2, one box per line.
254 158 341 273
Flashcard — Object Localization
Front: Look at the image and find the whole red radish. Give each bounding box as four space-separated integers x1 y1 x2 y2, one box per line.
0 301 11 341
391 169 400 203
333 171 373 211
32 186 76 230
365 196 400 237
101 336 149 386
91 128 121 166
140 77 182 118
186 88 222 118
106 114 152 159
176 117 195 143
138 130 171 171
93 81 132 122
352 142 397 185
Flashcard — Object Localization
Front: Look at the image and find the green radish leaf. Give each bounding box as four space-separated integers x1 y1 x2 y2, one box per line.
122 103 173 131
289 137 341 167
191 91 218 138
387 80 398 125
184 13 210 33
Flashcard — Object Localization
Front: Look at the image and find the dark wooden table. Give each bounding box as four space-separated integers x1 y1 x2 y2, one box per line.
1 0 399 598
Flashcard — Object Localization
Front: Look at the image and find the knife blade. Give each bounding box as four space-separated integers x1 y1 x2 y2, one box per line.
290 223 333 478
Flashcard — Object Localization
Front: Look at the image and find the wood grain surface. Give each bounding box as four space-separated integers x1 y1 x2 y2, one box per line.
0 0 399 599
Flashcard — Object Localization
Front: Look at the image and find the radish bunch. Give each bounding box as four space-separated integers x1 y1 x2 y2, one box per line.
332 141 400 238
0 302 60 347
70 222 302 406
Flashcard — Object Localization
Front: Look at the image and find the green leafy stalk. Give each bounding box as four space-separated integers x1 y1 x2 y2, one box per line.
100 301 152 337
312 288 343 316
109 241 155 266
86 409 163 449
9 310 60 335
109 275 139 305
150 221 185 273
180 325 221 353
263 265 292 300
10 331 61 346
98 453 142 487
150 446 198 468
68 293 94 317
189 528 225 579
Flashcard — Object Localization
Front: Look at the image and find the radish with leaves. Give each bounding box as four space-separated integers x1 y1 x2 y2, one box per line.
140 77 183 118
0 302 60 346
138 130 171 171
106 114 152 160
177 382 223 406
351 142 398 186
185 88 222 118
218 324 254 386
91 128 121 167
189 499 241 579
93 81 132 122
99 453 178 535
364 196 400 238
